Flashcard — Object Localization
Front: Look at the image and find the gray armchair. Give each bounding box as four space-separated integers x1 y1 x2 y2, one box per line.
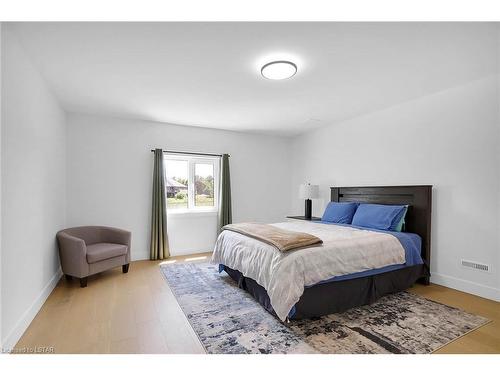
56 226 131 287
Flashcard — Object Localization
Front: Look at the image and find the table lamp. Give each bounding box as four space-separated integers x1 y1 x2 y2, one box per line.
299 183 319 219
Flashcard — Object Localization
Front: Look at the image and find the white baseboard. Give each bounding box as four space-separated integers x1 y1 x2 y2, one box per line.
131 252 150 261
1 268 63 352
131 249 212 261
431 272 500 302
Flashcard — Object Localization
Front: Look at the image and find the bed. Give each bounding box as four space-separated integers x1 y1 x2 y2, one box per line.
212 185 432 321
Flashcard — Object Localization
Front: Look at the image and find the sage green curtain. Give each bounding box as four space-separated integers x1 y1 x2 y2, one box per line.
150 149 170 260
218 154 232 233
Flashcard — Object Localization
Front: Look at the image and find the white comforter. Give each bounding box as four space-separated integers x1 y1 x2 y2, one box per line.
211 221 405 321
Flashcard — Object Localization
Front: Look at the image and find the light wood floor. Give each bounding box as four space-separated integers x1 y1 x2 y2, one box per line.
14 253 500 354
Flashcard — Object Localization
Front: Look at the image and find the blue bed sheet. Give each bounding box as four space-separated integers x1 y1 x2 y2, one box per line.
218 222 423 283
286 222 423 318
218 221 424 319
307 221 423 287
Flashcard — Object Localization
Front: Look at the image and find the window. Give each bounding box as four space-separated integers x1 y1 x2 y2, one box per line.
165 154 219 212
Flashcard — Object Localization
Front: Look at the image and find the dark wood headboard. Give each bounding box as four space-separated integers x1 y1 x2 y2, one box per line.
331 185 432 283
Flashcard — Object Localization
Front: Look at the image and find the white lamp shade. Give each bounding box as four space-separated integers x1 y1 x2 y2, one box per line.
299 184 319 199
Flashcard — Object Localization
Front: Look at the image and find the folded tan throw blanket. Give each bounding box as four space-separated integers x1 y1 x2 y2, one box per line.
222 223 323 252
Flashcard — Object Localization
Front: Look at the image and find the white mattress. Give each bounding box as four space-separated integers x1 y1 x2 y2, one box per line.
211 221 405 321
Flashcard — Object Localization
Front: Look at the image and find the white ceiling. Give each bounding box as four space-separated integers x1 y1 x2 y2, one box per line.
7 22 497 136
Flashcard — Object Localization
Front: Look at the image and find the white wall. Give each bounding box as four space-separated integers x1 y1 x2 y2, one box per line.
0 22 3 346
1 28 67 349
66 113 291 259
497 25 500 303
290 76 500 301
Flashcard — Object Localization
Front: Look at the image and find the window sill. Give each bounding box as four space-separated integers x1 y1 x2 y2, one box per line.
167 210 218 218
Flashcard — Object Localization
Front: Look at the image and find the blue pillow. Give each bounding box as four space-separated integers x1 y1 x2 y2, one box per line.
351 204 407 231
321 202 359 224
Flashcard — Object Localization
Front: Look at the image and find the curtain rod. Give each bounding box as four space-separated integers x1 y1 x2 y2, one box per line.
150 149 229 158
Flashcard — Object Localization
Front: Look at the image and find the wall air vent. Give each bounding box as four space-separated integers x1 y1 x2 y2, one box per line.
461 259 490 272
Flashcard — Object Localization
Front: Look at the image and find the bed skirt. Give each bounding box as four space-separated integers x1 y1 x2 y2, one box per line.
221 264 429 320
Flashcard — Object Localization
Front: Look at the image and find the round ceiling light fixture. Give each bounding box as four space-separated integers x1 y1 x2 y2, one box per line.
261 60 297 80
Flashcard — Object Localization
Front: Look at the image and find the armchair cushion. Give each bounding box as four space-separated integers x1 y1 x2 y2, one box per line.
86 243 128 264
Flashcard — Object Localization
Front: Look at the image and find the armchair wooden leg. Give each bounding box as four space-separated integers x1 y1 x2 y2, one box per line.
122 264 130 273
80 277 88 288
65 275 73 281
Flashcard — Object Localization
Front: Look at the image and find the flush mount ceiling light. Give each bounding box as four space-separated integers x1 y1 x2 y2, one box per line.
261 60 297 80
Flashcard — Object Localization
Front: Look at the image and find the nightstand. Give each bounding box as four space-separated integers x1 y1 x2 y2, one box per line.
286 216 322 221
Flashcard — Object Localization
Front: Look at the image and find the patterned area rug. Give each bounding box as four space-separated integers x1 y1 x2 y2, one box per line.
160 262 490 354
